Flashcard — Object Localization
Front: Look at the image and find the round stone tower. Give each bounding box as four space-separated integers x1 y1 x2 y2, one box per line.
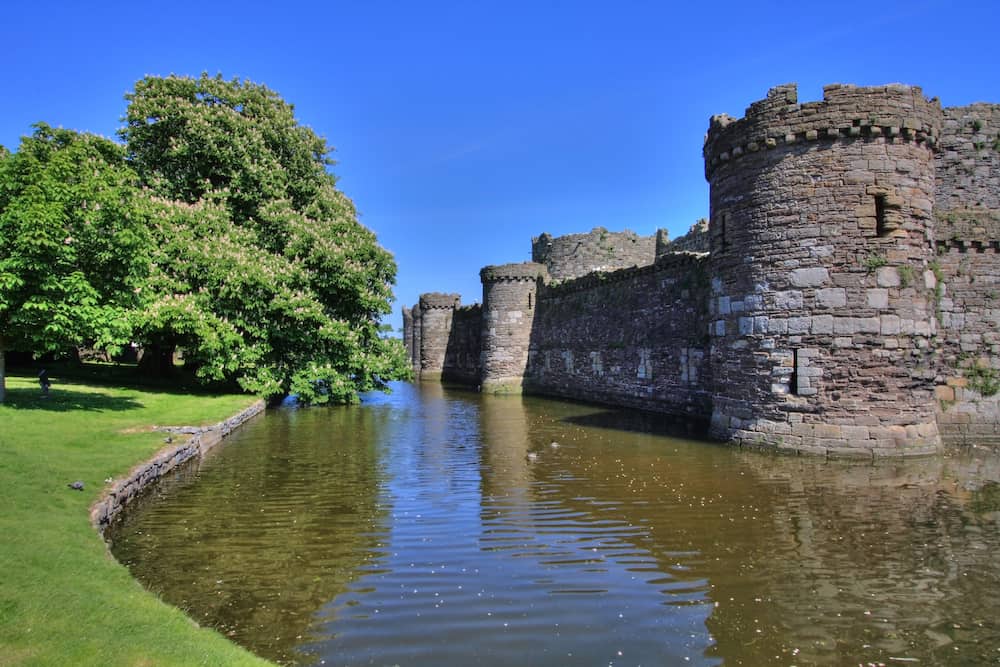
408 304 422 375
418 293 459 381
402 305 414 370
703 83 943 456
480 262 548 393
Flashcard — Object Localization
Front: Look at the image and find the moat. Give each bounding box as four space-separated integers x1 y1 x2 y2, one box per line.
109 382 1000 665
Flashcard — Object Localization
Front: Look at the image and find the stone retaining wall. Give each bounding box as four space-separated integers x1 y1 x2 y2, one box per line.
91 399 266 533
442 304 482 384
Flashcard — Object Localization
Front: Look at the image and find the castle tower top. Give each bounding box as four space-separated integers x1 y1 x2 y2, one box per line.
531 228 657 281
480 262 549 284
419 292 461 310
704 83 942 179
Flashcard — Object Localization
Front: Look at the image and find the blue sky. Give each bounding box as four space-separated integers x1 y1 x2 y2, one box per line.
3 0 999 333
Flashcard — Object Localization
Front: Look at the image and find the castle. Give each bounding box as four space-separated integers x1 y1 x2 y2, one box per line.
404 83 1000 457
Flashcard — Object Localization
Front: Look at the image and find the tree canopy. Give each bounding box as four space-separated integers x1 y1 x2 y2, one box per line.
0 125 150 401
0 74 409 404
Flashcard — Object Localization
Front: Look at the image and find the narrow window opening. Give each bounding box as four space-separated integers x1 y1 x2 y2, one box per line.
528 291 533 309
790 349 799 395
875 195 888 237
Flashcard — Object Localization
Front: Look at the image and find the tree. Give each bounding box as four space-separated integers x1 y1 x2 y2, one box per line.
0 125 150 402
121 74 409 402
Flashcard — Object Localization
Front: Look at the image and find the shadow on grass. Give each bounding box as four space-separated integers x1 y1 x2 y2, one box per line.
2 387 143 412
562 408 710 440
8 360 246 398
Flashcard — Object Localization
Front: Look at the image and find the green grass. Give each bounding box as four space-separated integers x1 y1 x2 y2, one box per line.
0 370 272 666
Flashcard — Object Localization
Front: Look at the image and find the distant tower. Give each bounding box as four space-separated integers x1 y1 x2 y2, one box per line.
480 262 548 393
703 84 943 456
402 305 414 372
418 293 460 381
410 304 422 376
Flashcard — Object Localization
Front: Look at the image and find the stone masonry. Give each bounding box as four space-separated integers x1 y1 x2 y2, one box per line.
532 227 657 281
405 83 1000 457
92 400 266 532
415 292 460 381
704 84 942 456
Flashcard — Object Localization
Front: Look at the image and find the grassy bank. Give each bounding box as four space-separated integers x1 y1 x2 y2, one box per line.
0 371 272 666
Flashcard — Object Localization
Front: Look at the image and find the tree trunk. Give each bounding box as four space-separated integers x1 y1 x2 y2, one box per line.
138 342 176 377
0 337 6 404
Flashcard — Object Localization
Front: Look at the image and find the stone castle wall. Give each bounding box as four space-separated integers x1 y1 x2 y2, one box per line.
532 228 657 281
934 230 1000 445
404 82 1000 458
658 220 710 255
932 103 1000 444
525 253 712 420
936 104 1000 213
442 304 482 384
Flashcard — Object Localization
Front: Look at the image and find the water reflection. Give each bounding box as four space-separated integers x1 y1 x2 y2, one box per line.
109 405 393 663
110 383 1000 666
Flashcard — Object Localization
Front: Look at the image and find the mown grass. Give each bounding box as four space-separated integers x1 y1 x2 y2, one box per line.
0 370 272 666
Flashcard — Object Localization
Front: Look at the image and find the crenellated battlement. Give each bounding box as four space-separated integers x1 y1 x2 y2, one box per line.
542 251 707 296
531 228 657 281
704 83 942 178
480 262 548 283
419 292 461 310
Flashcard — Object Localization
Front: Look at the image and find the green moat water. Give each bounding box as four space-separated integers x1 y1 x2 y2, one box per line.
109 382 1000 665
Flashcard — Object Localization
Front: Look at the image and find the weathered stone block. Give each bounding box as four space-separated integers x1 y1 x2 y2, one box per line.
876 266 901 287
816 288 847 308
811 315 834 334
773 290 803 309
790 267 830 287
859 317 881 333
833 317 856 335
840 425 871 441
866 288 889 309
880 314 901 335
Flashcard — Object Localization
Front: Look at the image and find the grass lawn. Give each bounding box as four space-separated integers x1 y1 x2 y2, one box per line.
0 370 273 666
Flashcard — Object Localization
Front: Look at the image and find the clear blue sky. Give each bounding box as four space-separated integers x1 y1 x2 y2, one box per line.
3 0 998 333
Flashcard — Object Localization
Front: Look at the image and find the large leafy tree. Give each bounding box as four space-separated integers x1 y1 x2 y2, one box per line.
0 125 150 402
121 74 408 402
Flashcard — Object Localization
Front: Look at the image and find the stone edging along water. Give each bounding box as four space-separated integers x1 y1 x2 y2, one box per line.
90 399 266 534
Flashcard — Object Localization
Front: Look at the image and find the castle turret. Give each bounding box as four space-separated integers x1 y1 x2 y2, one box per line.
704 83 943 456
531 228 657 281
402 305 414 372
409 304 422 375
418 293 460 381
480 262 548 393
